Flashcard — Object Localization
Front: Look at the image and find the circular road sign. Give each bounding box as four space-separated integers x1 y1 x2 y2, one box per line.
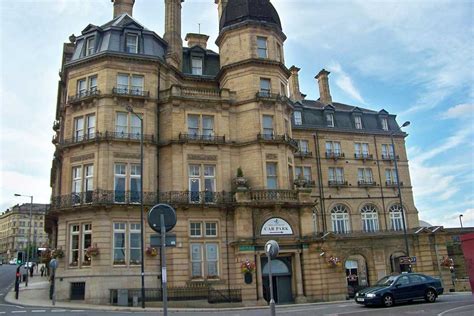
148 203 177 233
265 240 280 259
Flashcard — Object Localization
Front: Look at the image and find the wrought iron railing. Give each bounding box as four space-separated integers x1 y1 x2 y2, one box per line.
381 154 399 160
256 91 280 100
328 180 348 187
158 191 235 205
178 133 226 144
325 151 345 159
295 150 313 158
68 89 101 104
385 180 404 187
60 131 156 146
354 153 373 160
248 190 298 202
112 87 150 98
357 180 376 187
257 133 299 150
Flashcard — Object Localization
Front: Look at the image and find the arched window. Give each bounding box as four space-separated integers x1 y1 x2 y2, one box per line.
361 204 379 232
331 204 350 234
389 204 405 231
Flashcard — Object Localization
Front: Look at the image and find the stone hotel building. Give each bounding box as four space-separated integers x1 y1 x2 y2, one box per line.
48 0 458 305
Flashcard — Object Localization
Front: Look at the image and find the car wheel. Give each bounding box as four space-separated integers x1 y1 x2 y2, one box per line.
382 294 394 307
425 289 437 303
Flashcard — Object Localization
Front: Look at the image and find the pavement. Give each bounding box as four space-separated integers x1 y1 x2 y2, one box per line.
5 274 472 313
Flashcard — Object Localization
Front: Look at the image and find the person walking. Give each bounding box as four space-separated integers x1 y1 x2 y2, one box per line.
29 265 34 277
40 265 45 277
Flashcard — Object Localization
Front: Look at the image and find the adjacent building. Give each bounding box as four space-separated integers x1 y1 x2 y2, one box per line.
47 0 468 305
0 203 49 262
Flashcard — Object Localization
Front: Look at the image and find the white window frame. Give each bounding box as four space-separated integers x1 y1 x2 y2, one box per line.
85 37 95 56
257 36 268 58
77 78 87 97
358 168 373 184
262 115 274 138
326 113 334 127
205 222 218 237
73 117 84 142
294 111 302 125
385 168 398 185
260 78 271 96
129 223 141 265
354 116 362 129
113 223 126 265
389 204 405 231
361 205 379 232
82 224 92 266
126 34 138 54
381 117 388 131
328 167 344 184
191 57 203 75
382 144 394 159
298 139 309 153
190 222 202 237
295 166 312 181
266 162 278 189
191 243 203 278
331 205 350 234
69 224 80 267
187 114 214 138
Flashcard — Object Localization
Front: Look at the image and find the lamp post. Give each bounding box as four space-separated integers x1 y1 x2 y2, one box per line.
14 193 33 287
390 121 411 270
126 104 145 308
459 214 463 228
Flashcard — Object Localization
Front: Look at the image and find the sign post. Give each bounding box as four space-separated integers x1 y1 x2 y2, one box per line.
265 240 279 316
148 204 177 316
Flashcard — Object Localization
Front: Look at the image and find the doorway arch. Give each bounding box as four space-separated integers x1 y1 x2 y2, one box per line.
262 257 293 304
345 254 369 298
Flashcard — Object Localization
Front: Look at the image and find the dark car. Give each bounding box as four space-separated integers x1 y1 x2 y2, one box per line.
355 273 443 307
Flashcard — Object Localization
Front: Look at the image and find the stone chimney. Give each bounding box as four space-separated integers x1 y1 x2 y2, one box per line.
215 0 228 21
164 0 184 69
111 0 135 18
289 66 303 102
185 33 209 49
315 69 332 104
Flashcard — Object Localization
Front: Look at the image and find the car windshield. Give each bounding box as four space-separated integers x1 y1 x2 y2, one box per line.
375 276 398 286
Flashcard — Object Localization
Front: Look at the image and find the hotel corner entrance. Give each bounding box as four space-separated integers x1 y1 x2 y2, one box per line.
262 257 293 304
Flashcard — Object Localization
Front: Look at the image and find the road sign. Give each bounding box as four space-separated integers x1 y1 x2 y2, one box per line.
265 240 280 259
410 256 417 264
148 204 177 233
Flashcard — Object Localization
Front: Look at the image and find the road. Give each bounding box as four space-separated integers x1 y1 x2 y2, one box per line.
0 265 473 315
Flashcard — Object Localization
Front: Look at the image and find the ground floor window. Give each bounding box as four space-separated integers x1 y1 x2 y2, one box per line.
113 222 142 266
190 243 219 278
69 223 92 267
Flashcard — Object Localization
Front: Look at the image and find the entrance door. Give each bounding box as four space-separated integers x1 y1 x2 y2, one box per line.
262 257 293 304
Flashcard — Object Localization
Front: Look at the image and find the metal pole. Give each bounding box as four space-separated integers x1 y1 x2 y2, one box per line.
139 117 146 309
161 214 168 316
391 133 410 271
26 196 33 286
267 254 275 316
459 215 463 228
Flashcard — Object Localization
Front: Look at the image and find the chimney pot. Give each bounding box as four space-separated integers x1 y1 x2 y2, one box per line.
185 33 210 49
112 0 135 18
315 69 332 104
289 65 303 102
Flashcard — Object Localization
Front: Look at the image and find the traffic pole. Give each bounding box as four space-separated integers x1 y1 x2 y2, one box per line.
161 213 168 316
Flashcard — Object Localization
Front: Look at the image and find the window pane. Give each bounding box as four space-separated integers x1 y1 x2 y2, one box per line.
117 74 129 91
191 58 203 75
260 79 271 93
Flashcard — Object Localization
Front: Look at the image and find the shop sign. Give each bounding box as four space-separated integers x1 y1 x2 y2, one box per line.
261 218 293 236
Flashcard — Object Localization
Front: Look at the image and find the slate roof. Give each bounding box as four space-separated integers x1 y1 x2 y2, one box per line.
69 13 167 63
220 0 282 31
292 99 403 134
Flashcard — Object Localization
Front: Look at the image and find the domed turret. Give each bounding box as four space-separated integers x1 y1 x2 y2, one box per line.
219 0 282 31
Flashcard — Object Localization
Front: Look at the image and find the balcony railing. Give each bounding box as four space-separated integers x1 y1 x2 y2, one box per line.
328 180 348 187
325 151 345 159
295 151 313 158
68 89 101 104
50 190 235 210
256 91 280 100
257 134 299 151
354 153 373 160
60 131 156 146
381 154 400 161
112 87 150 98
248 190 298 202
358 180 377 187
178 133 226 144
386 180 404 187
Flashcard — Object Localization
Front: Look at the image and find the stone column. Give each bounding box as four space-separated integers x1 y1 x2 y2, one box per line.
294 251 307 303
256 254 264 301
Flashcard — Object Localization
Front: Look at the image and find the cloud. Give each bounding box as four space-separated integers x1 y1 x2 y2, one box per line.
438 208 474 228
441 103 474 120
328 62 365 104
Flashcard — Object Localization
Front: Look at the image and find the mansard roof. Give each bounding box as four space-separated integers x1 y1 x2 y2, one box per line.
69 13 167 63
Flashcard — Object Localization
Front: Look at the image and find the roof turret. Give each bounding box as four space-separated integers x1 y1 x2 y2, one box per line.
219 0 282 31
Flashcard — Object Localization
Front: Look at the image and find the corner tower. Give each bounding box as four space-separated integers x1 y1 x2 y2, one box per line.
216 0 295 190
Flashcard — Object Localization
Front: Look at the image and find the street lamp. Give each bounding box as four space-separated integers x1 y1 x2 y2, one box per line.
390 121 411 270
126 104 145 308
14 193 33 287
459 214 463 228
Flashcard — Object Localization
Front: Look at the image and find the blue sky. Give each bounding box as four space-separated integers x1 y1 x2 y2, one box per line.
0 0 473 227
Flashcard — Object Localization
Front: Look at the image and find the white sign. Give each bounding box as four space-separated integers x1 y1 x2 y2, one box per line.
261 218 293 235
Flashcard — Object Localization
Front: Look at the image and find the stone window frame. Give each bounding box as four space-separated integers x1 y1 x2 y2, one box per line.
257 36 268 58
360 204 379 232
190 242 220 279
295 165 312 181
69 223 92 269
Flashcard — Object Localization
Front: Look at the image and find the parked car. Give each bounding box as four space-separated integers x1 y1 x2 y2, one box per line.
355 273 443 307
9 259 17 265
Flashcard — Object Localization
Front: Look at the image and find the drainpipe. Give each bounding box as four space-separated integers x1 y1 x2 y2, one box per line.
313 133 326 233
225 207 231 294
156 64 161 194
373 135 388 230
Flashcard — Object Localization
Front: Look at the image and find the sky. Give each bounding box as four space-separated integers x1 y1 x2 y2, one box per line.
0 0 473 227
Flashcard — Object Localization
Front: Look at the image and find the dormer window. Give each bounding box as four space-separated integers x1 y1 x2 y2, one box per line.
126 34 138 54
85 37 95 56
257 36 268 58
381 117 388 131
191 57 203 75
354 116 362 129
326 113 334 127
294 111 302 125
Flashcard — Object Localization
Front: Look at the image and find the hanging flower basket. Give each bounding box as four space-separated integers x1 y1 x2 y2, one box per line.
146 247 158 257
326 255 342 267
440 257 454 268
86 245 100 257
240 259 255 274
52 248 64 259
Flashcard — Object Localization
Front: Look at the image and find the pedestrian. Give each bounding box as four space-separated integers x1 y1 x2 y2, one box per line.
40 265 45 277
29 265 34 277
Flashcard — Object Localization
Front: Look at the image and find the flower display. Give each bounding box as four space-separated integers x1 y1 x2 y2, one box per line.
86 245 100 257
146 247 158 257
326 256 342 267
241 259 255 273
440 256 454 268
